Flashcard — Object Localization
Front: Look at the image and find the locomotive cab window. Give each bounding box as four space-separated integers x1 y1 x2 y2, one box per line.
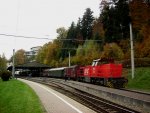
92 61 96 66
92 58 114 66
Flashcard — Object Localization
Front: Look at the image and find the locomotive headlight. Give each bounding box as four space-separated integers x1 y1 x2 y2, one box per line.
84 68 89 75
93 67 95 74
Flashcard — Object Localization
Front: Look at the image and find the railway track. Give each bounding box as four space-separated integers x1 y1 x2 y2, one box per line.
23 77 140 113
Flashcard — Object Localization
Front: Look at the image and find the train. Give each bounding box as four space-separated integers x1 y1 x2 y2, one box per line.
43 58 128 88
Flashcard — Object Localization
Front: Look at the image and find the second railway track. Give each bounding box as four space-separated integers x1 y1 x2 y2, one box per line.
120 88 150 96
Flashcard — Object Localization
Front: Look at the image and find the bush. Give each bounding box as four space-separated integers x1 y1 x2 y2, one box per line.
1 71 12 81
102 43 124 60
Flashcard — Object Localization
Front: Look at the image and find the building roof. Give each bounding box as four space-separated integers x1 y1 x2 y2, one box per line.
7 61 51 70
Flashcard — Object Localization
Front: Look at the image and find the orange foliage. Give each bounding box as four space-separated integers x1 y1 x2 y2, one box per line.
129 0 150 30
129 0 150 58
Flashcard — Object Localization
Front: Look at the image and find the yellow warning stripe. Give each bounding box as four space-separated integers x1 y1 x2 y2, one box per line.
107 81 114 88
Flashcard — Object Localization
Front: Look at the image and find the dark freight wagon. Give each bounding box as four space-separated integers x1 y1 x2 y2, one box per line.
64 65 79 80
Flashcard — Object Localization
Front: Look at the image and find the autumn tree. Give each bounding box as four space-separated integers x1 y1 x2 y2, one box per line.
75 40 100 65
92 18 105 40
14 49 26 65
101 43 124 60
36 41 59 67
129 0 150 39
129 0 150 58
36 43 50 64
0 54 7 71
92 18 105 50
45 40 61 67
56 27 68 40
55 27 68 60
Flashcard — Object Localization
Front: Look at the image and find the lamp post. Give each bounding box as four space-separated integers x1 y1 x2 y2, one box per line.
12 49 15 78
69 51 70 67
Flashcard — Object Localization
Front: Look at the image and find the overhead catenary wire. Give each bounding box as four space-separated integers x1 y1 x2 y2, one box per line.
0 33 50 40
0 33 102 42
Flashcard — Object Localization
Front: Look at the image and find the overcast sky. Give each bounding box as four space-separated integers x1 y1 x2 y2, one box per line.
0 0 100 59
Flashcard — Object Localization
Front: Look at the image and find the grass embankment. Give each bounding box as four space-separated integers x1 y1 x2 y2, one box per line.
126 67 150 92
0 79 45 113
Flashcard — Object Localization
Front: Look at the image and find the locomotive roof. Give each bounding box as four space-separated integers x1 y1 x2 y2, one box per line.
93 59 101 62
93 58 114 62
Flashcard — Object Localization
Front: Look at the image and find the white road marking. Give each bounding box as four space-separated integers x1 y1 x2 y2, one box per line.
33 81 83 113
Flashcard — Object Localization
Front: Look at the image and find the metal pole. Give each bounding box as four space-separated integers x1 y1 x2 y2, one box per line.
129 23 135 79
12 49 15 78
69 51 70 67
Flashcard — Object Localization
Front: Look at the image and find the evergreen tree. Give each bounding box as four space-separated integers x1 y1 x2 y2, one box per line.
76 18 83 45
115 0 130 39
66 22 77 47
100 0 130 43
101 6 117 42
60 22 77 59
81 8 94 40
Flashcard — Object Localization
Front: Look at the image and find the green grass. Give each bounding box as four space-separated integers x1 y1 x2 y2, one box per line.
0 79 46 113
126 67 150 92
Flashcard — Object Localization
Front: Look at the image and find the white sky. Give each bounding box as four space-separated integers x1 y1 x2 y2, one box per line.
0 0 100 59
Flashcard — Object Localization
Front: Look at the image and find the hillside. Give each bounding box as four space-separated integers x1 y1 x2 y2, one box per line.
6 0 150 68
